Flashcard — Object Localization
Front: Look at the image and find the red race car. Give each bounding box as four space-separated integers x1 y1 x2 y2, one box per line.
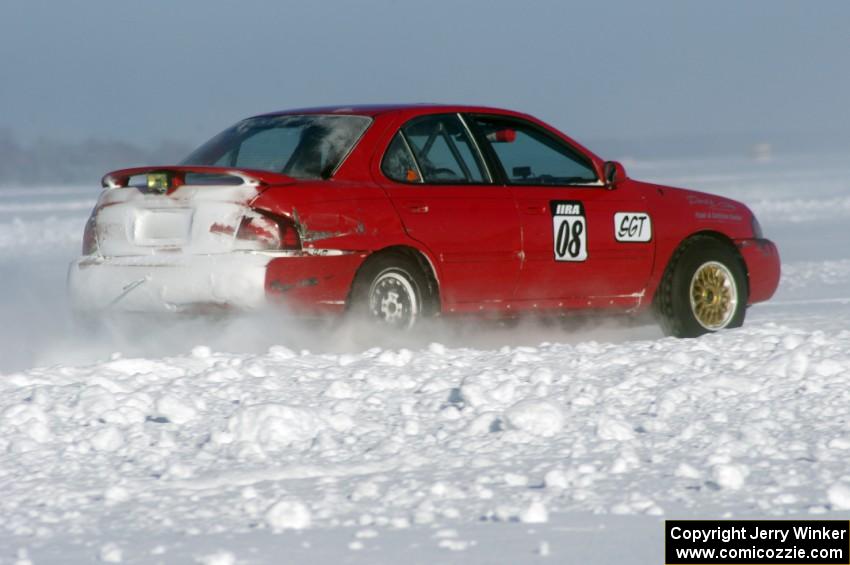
69 104 780 337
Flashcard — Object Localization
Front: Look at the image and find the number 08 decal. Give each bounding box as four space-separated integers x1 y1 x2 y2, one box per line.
551 200 587 261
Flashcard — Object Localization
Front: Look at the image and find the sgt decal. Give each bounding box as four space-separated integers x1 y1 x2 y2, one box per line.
614 212 652 242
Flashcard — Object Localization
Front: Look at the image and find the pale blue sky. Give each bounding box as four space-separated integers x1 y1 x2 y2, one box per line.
1 0 849 149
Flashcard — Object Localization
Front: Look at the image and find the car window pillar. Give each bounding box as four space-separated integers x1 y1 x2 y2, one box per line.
457 113 493 184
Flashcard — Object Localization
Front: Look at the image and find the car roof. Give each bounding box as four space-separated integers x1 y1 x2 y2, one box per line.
249 104 604 169
252 103 529 119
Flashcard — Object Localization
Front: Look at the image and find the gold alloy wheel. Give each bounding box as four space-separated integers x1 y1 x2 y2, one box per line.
688 261 738 330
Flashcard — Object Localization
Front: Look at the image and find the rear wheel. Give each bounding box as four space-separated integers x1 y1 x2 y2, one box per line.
350 252 436 329
655 236 748 338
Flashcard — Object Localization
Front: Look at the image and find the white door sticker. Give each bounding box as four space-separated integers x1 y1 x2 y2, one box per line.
614 212 652 242
552 200 587 261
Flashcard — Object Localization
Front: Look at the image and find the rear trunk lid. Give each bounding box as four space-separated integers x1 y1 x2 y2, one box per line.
91 166 295 257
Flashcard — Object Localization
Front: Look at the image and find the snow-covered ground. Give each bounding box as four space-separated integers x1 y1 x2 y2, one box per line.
1 153 849 564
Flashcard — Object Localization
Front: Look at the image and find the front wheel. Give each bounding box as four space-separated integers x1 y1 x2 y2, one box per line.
350 252 435 329
655 237 748 338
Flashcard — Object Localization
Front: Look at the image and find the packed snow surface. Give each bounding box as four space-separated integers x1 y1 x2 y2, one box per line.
1 153 849 563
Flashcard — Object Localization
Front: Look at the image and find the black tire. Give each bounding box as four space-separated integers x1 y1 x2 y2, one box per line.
349 251 437 329
655 236 748 338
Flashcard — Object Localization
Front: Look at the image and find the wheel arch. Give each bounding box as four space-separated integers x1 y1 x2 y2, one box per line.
346 244 441 312
653 230 749 306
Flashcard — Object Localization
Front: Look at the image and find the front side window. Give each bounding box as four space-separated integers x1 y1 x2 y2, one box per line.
387 114 488 184
182 114 371 179
471 116 597 185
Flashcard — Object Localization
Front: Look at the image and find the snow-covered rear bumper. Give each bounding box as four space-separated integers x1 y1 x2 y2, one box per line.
68 253 271 313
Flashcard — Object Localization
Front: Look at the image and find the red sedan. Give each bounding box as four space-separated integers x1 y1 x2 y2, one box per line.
69 104 780 337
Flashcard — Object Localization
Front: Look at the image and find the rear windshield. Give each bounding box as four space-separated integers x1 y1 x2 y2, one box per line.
181 114 371 179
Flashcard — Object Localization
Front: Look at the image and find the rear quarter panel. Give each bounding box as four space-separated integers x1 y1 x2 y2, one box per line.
241 111 442 311
248 181 419 310
251 181 414 251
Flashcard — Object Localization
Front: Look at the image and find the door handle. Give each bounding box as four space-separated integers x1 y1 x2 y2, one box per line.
523 205 546 215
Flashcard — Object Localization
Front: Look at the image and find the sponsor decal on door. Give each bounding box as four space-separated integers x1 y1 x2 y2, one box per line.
614 212 652 242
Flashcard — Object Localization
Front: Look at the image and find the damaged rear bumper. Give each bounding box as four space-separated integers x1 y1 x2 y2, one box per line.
68 253 272 313
68 250 367 314
264 250 366 313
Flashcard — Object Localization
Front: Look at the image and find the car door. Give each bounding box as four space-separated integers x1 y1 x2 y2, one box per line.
467 114 654 304
377 113 522 306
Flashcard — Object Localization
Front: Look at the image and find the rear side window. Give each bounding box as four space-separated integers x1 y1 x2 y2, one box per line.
384 114 488 184
382 133 422 183
182 114 371 179
471 116 597 185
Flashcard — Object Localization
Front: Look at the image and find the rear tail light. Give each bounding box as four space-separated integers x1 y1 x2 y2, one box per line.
82 214 97 255
233 211 301 251
235 215 279 249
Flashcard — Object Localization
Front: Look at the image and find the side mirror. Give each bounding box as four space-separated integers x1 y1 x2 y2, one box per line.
604 161 626 190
